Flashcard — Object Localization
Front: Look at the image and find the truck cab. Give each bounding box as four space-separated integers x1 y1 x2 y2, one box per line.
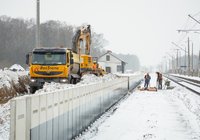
26 47 80 93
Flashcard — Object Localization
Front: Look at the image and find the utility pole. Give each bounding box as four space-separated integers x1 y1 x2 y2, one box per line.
188 14 200 77
168 59 170 73
199 50 200 77
179 51 182 72
175 49 179 73
188 37 190 75
36 0 40 48
171 42 188 74
167 53 174 73
185 46 187 74
191 43 194 75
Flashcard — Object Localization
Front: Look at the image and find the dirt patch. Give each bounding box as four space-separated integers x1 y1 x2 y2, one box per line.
0 75 29 104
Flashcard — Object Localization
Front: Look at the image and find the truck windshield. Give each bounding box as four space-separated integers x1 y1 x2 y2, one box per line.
32 52 66 65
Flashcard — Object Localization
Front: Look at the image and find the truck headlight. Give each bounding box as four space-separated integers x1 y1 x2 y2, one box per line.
60 79 67 83
30 79 36 83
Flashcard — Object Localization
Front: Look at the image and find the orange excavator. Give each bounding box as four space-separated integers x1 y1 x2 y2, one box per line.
72 25 106 76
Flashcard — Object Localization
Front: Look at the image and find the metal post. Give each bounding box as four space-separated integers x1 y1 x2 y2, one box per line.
198 50 200 77
36 0 40 48
188 37 190 75
192 43 193 75
172 56 174 73
176 49 179 73
179 51 182 74
185 46 187 75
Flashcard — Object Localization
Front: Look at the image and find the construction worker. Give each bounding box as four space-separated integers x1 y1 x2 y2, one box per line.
156 72 163 89
159 73 163 89
144 73 151 90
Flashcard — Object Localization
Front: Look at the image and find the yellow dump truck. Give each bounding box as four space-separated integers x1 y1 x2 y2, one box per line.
26 25 105 93
26 47 81 93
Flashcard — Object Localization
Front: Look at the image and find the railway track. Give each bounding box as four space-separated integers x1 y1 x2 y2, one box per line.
164 74 200 95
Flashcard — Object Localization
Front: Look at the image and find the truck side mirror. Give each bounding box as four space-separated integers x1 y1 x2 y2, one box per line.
26 54 30 65
70 59 74 64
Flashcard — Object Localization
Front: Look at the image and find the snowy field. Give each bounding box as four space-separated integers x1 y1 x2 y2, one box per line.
76 73 200 140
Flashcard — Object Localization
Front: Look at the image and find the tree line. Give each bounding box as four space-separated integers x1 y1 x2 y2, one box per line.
0 16 108 68
0 15 140 71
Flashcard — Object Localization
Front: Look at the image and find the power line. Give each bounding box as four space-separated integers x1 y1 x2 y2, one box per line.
188 15 200 25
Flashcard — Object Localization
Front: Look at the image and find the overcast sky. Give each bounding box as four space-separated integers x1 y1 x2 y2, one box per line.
1 0 200 66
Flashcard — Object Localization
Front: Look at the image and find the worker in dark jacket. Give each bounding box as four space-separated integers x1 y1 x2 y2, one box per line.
144 73 151 89
156 72 163 89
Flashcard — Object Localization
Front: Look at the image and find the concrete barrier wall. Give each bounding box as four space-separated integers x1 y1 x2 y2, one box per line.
10 75 142 140
129 75 143 90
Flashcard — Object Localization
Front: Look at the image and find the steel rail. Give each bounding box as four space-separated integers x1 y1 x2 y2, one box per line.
164 74 200 95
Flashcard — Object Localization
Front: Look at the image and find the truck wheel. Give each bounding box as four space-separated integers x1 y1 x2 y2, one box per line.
72 78 77 84
70 77 73 84
30 86 37 94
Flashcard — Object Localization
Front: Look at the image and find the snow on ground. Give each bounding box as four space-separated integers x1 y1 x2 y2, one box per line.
0 65 27 88
171 73 200 81
9 64 25 71
116 71 144 77
36 73 119 94
179 81 200 92
76 73 200 140
0 101 10 140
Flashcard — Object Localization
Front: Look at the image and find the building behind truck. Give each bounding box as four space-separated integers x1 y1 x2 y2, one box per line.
98 50 126 74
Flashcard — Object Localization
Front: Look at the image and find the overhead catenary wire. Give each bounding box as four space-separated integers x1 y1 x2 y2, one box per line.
176 13 200 46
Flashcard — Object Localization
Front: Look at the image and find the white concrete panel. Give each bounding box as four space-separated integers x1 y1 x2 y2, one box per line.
15 98 26 140
59 91 64 116
63 90 69 112
68 88 73 111
10 100 16 140
31 95 40 129
39 94 47 124
73 88 79 109
53 92 59 118
46 93 53 122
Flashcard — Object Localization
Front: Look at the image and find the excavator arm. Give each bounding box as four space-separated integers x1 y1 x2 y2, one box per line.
72 25 91 55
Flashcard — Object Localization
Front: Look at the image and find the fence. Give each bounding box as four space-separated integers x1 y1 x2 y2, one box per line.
10 75 142 140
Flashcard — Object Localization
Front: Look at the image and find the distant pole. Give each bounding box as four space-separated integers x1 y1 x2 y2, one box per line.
191 43 193 75
179 51 181 73
179 51 181 66
171 56 174 73
185 46 187 74
198 50 200 77
176 49 179 73
188 37 190 75
36 0 40 48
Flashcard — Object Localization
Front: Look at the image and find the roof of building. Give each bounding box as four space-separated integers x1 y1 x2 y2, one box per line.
98 51 127 64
